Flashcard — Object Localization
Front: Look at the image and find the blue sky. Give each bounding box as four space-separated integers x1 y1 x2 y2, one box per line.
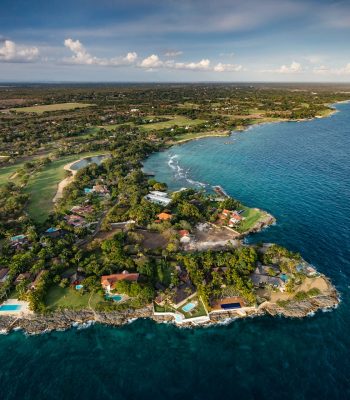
1 0 350 82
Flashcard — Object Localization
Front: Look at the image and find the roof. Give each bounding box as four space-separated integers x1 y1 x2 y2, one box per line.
0 268 9 280
157 212 172 221
179 230 189 237
101 271 139 288
250 273 284 287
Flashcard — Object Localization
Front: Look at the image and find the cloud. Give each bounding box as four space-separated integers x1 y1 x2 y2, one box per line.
262 61 303 74
140 54 163 68
138 55 242 73
64 38 137 66
313 63 350 76
0 40 39 62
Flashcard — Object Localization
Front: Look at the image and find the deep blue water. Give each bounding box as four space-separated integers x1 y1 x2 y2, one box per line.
1 103 350 400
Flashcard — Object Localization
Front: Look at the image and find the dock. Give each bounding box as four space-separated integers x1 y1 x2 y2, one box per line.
213 185 229 198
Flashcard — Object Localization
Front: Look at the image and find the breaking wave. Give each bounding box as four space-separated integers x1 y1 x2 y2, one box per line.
167 154 207 188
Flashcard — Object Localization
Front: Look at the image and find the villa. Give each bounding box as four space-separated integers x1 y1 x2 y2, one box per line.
44 227 65 239
145 191 172 206
250 273 285 291
70 205 94 216
219 209 243 227
10 234 28 248
64 214 86 227
179 230 191 244
92 184 110 195
101 271 140 292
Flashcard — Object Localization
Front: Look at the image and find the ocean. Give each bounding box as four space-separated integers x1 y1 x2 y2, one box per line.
1 103 350 400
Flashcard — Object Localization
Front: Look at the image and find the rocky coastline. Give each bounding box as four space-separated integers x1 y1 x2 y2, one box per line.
0 287 339 335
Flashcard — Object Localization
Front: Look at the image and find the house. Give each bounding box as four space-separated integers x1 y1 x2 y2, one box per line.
145 191 172 206
14 272 32 286
0 268 9 283
157 212 172 221
70 205 94 216
64 214 86 227
10 234 28 248
44 227 65 239
250 273 285 291
254 264 280 276
101 271 140 292
219 209 243 227
92 184 110 196
179 230 191 244
169 282 195 307
29 270 46 290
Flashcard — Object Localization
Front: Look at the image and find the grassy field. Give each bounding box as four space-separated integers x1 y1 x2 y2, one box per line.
140 116 205 131
174 130 229 143
45 286 104 311
11 102 94 114
180 296 208 319
25 151 106 223
0 163 23 185
236 207 265 233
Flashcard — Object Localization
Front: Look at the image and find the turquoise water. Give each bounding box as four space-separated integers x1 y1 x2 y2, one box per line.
106 294 123 302
1 103 350 399
0 305 21 312
70 155 108 171
182 302 196 312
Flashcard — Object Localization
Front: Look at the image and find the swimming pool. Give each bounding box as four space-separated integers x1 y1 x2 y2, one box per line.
182 302 196 313
75 285 84 290
0 304 22 312
106 294 123 302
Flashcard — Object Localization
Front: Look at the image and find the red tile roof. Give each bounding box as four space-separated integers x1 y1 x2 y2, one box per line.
101 271 139 289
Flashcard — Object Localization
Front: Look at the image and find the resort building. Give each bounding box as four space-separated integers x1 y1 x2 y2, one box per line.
14 272 32 286
101 271 140 292
10 234 28 249
145 191 172 206
92 184 110 196
44 227 65 239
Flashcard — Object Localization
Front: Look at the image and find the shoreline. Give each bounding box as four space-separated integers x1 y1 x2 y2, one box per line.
0 103 344 335
0 281 339 335
52 153 108 203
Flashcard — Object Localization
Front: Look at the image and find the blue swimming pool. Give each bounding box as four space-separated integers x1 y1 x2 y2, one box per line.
75 285 84 290
182 302 196 313
106 294 123 302
0 304 22 312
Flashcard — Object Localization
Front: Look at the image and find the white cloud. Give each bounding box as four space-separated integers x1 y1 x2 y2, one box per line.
313 63 350 76
276 61 302 74
140 54 163 68
64 38 137 66
172 59 211 71
214 62 243 72
0 40 39 62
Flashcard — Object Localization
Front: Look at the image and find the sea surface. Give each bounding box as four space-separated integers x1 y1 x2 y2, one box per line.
1 103 350 400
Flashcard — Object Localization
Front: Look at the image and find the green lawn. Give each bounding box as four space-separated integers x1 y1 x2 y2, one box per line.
174 130 229 143
0 163 23 185
25 151 106 223
180 296 208 319
11 102 94 114
140 116 206 131
236 207 265 233
45 285 104 311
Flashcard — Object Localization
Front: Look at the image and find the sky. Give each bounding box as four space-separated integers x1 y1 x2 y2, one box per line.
0 0 350 82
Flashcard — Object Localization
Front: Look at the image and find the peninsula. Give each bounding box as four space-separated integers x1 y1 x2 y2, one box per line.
0 83 343 334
